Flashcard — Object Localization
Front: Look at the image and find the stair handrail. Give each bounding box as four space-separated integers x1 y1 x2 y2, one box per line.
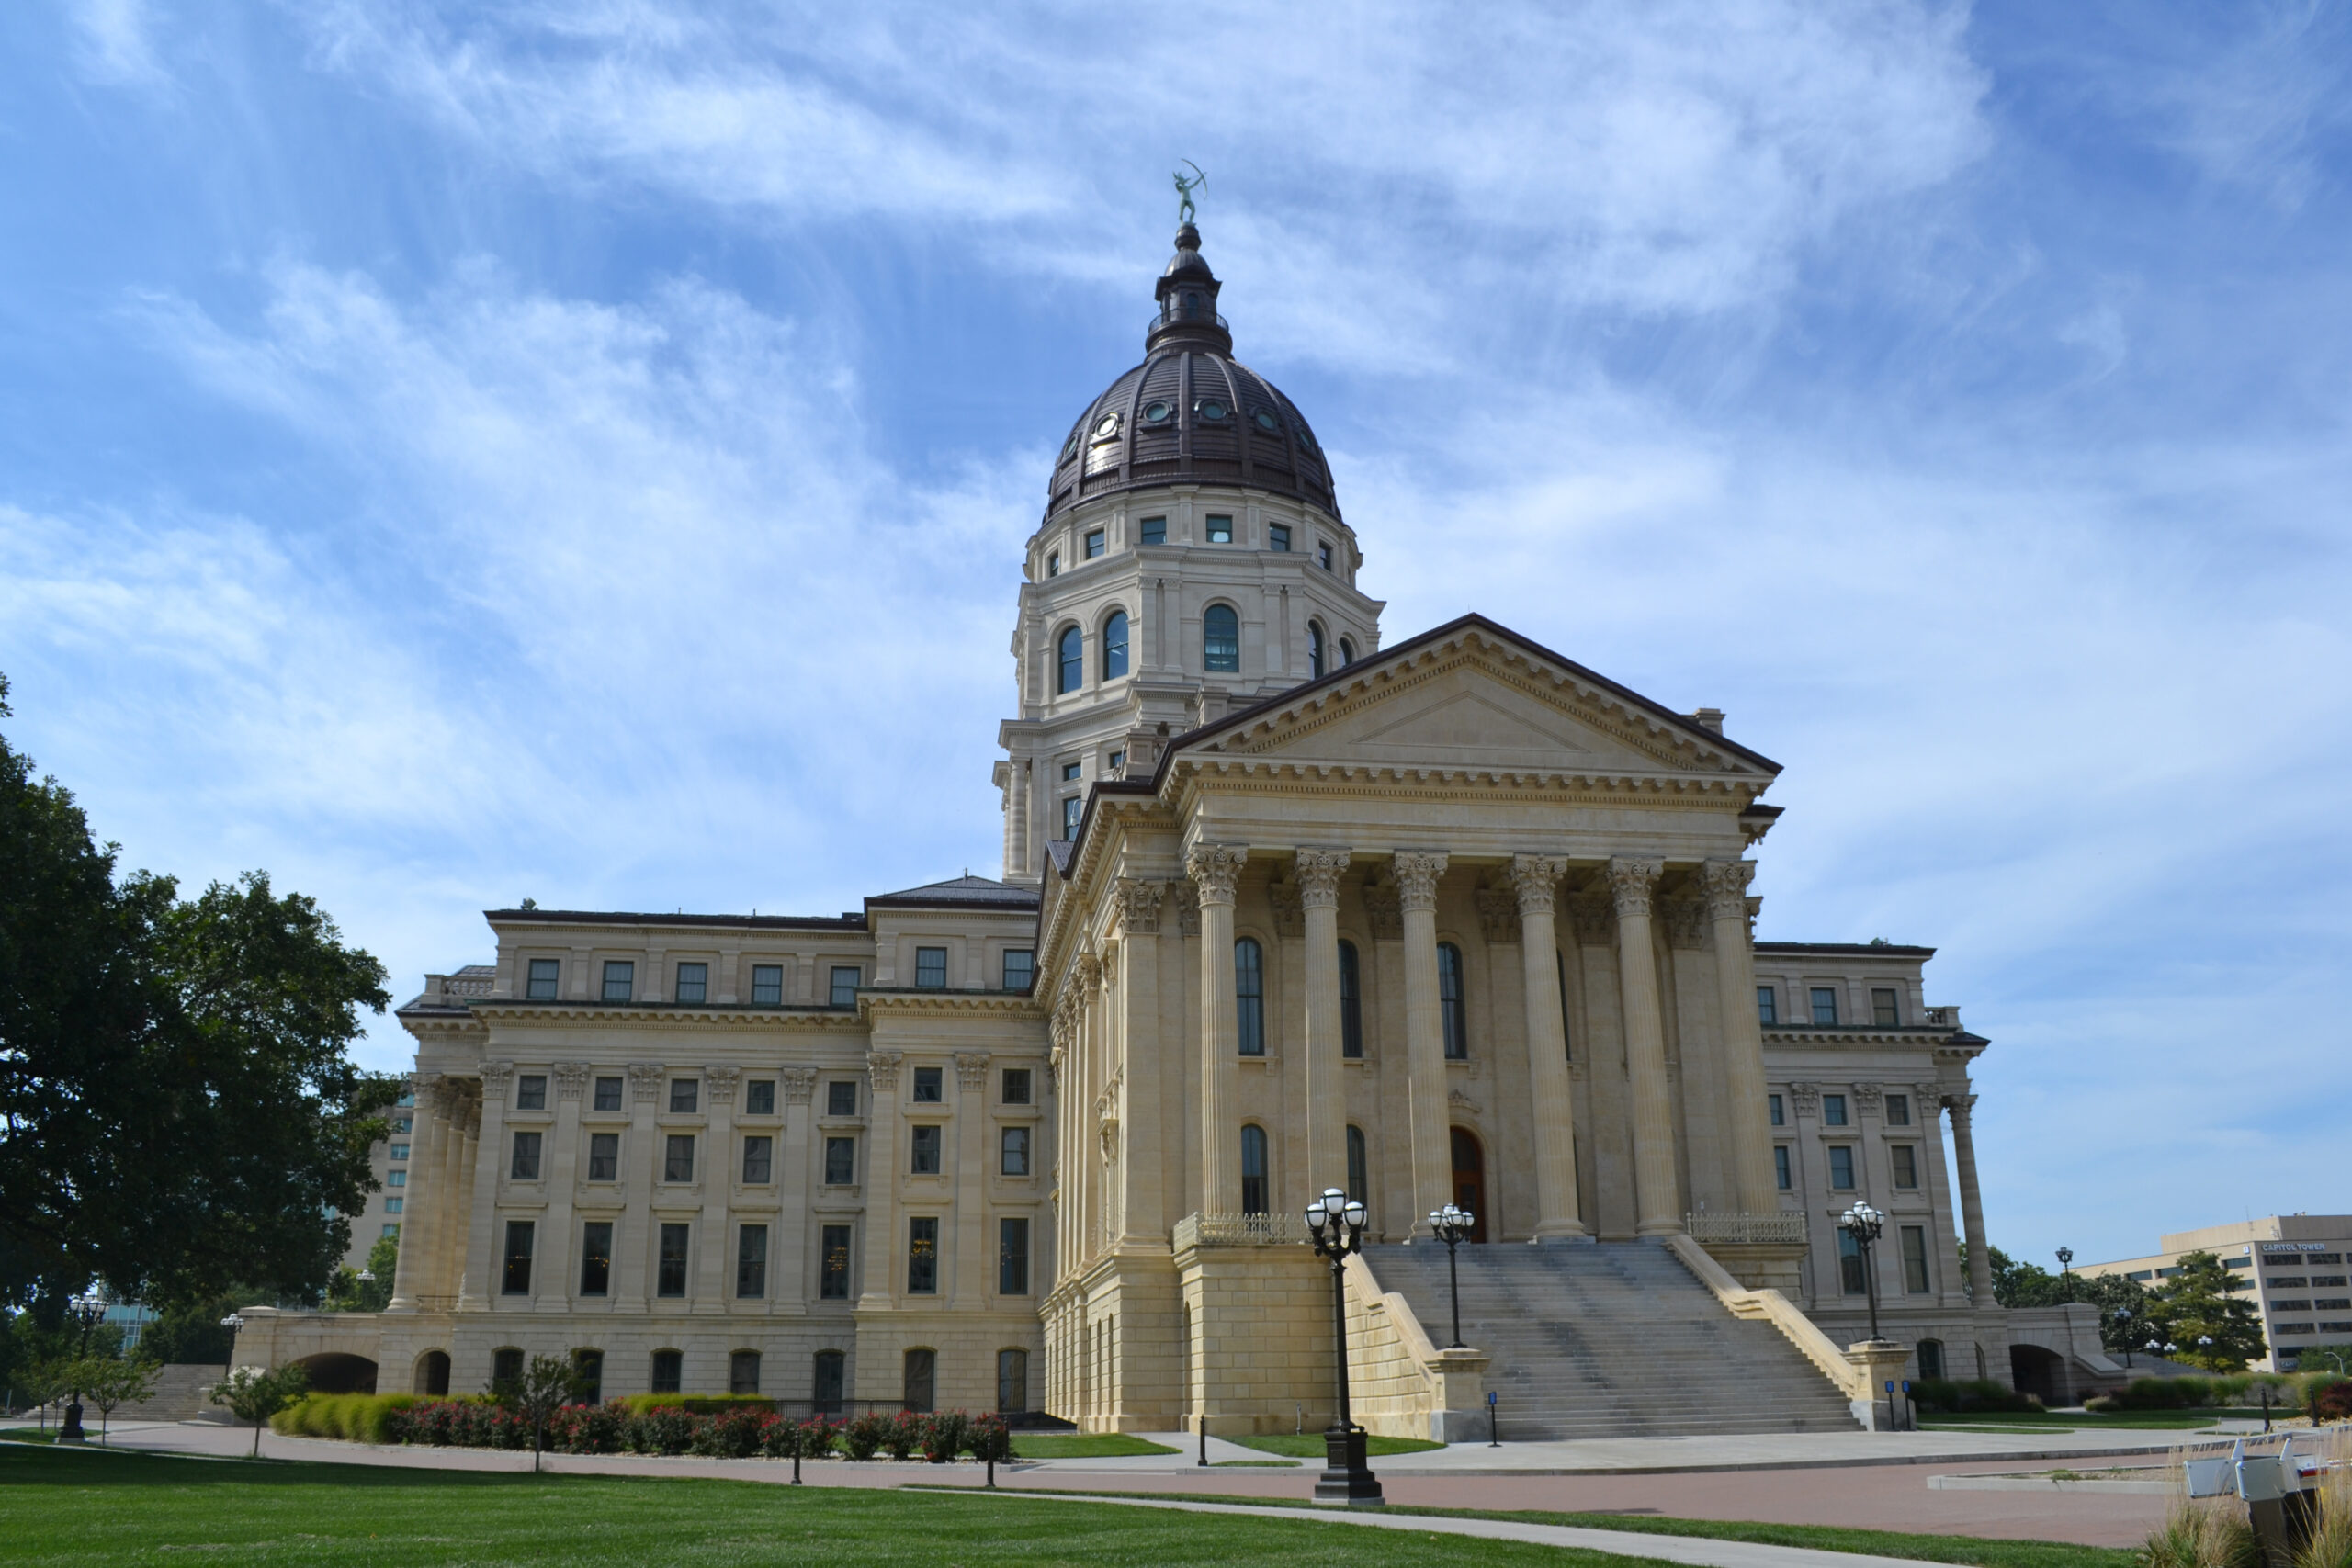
1662 1232 1870 1400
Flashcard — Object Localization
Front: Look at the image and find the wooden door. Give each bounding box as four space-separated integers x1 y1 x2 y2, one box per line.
1450 1127 1489 1242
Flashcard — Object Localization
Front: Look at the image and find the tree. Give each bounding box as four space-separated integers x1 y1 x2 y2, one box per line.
325 1233 397 1314
0 673 396 1309
74 1355 158 1445
502 1354 585 1473
211 1362 309 1458
15 1357 66 1433
2148 1251 2268 1371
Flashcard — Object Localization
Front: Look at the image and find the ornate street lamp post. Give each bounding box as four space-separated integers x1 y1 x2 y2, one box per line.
220 1313 245 1394
1428 1203 1476 1349
1303 1187 1384 1506
2117 1308 2136 1368
2056 1247 2074 1273
57 1292 107 1443
1839 1203 1887 1343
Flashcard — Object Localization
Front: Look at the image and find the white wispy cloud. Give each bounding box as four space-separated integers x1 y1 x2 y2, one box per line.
62 0 170 87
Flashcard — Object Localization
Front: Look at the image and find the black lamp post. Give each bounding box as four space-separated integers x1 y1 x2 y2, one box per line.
220 1313 245 1396
57 1292 107 1443
2117 1308 2135 1368
1428 1202 1476 1349
2056 1247 2074 1274
1303 1186 1384 1506
1839 1202 1887 1343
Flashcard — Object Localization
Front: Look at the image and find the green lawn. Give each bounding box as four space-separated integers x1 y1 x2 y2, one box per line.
0 1442 1664 1566
1010 1433 1179 1459
1229 1433 1446 1459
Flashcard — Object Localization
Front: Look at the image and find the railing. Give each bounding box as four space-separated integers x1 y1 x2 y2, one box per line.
1173 1212 1298 1249
1686 1212 1810 1246
1146 310 1230 337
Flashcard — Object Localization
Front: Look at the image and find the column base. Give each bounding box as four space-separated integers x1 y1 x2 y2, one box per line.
1527 1224 1594 1245
1634 1221 1686 1238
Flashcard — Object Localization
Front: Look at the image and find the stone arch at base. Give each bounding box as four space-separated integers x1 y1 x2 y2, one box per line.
2008 1342 2068 1406
413 1349 451 1396
292 1351 378 1394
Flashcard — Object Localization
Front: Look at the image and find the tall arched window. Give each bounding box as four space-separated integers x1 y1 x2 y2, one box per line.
1240 1124 1269 1215
1438 942 1467 1059
1234 937 1265 1056
1338 637 1356 666
1102 610 1129 682
1346 1124 1368 1204
1057 626 1083 694
1204 604 1240 672
1338 940 1363 1058
1308 620 1326 679
996 1348 1028 1413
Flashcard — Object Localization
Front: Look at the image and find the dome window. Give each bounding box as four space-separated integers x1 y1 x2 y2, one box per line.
1195 399 1230 423
1253 410 1280 434
1204 604 1240 672
1091 413 1120 441
1057 626 1084 694
1142 400 1174 425
1102 611 1130 682
1060 434 1080 463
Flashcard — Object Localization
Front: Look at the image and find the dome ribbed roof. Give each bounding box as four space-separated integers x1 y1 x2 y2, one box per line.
1044 225 1339 524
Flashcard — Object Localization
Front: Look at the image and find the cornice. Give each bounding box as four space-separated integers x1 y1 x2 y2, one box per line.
857 991 1046 1021
1166 757 1763 808
466 1002 866 1032
1762 1025 1965 1049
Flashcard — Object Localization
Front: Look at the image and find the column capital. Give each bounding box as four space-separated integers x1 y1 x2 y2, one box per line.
705 1065 742 1105
1293 847 1351 908
866 1049 905 1093
1074 951 1103 991
1700 858 1757 920
1507 853 1570 917
1941 1089 1979 1119
955 1052 993 1091
1392 850 1450 912
1606 856 1664 918
780 1066 818 1105
552 1062 590 1101
478 1060 515 1100
627 1062 667 1103
1184 844 1250 906
1113 877 1163 934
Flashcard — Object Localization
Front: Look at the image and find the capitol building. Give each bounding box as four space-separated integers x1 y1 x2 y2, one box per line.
238 224 2118 1435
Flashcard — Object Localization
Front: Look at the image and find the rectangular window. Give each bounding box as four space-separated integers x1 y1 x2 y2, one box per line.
830 966 860 1008
1268 523 1291 551
751 964 784 1005
670 1078 699 1114
594 1076 623 1111
1000 1216 1031 1295
1756 986 1778 1025
827 1079 858 1117
510 1130 542 1180
674 962 708 1004
745 1079 775 1116
736 1224 768 1299
729 1349 762 1395
386 1169 406 1187
656 1224 689 1297
382 1222 400 1237
1106 749 1125 772
1902 1225 1932 1293
1828 1145 1856 1189
650 1349 682 1393
663 1134 695 1183
1774 1146 1792 1190
1340 940 1363 1058
1823 1094 1849 1126
824 1136 856 1185
1769 1093 1785 1126
904 1348 936 1413
492 1348 524 1389
1001 949 1035 992
1139 515 1166 546
502 1220 535 1296
580 1221 613 1295
1871 987 1900 1026
1001 1067 1032 1105
912 1066 944 1103
741 1134 773 1184
514 1074 547 1111
384 1197 402 1214
1062 795 1082 840
393 1116 412 1134
914 947 948 988
910 1125 943 1175
1061 760 1082 782
1236 939 1264 1056
1317 540 1333 570
908 1217 939 1293
1438 943 1467 1059
526 958 560 999
1891 1144 1919 1188
1084 527 1105 558
1839 1230 1867 1295
1046 550 1059 577
587 1132 619 1182
1885 1093 1911 1126
1001 1125 1031 1176
1810 987 1838 1025
1206 513 1233 543
820 1224 853 1300
602 960 635 1002
390 1144 409 1160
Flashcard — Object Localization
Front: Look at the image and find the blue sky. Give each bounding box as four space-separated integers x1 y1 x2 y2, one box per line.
3 1 2346 1267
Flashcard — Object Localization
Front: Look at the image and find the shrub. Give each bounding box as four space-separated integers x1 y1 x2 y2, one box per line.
759 1413 807 1460
2315 1381 2352 1425
628 1405 697 1456
2084 1395 2120 1413
839 1413 889 1461
273 1393 419 1443
922 1411 970 1463
800 1415 841 1460
614 1393 776 1418
2143 1496 2261 1568
967 1413 1012 1464
690 1406 769 1460
881 1411 925 1461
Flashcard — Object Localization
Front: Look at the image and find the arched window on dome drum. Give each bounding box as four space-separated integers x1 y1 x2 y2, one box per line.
1339 637 1356 667
1239 1124 1269 1215
1057 626 1083 694
1234 938 1264 1056
1439 942 1467 1059
1204 604 1240 673
1102 611 1129 682
1346 1125 1369 1205
1309 621 1326 680
1339 940 1363 1058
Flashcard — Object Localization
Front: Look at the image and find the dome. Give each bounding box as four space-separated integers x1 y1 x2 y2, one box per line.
1044 225 1339 524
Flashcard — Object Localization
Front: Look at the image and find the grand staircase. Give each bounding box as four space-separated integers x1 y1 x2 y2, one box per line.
1361 1239 1861 1438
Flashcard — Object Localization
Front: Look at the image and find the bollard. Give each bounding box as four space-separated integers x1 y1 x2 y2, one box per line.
1487 1390 1500 1448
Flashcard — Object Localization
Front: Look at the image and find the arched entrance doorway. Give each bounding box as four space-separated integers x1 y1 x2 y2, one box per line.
413 1349 450 1396
1450 1128 1488 1241
292 1352 378 1394
2008 1344 2068 1407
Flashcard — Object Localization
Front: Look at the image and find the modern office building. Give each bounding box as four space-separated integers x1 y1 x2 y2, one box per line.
2079 1215 2352 1372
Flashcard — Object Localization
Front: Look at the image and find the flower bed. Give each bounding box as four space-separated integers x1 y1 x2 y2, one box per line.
368 1400 1008 1462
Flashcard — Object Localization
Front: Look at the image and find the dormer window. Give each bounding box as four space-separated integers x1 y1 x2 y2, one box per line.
1196 399 1230 423
1091 413 1119 440
1253 410 1280 433
1142 401 1173 426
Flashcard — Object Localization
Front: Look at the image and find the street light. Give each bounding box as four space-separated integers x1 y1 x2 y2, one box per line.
1839 1203 1888 1343
57 1291 107 1443
220 1313 245 1393
2055 1247 2074 1273
1303 1186 1384 1506
2197 1335 2213 1370
1428 1203 1476 1349
2116 1308 2136 1368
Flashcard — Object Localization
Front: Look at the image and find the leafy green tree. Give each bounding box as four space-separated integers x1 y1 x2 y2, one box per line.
211 1362 309 1458
501 1354 586 1473
74 1355 158 1444
325 1233 397 1314
0 673 396 1310
2148 1251 2268 1371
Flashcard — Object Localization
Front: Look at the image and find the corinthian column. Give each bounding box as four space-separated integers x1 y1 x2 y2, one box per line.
1946 1091 1995 1308
1702 859 1778 1215
1394 851 1453 1235
1295 849 1352 1199
1510 854 1586 1240
388 1077 447 1311
1187 845 1250 1216
1608 857 1681 1236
